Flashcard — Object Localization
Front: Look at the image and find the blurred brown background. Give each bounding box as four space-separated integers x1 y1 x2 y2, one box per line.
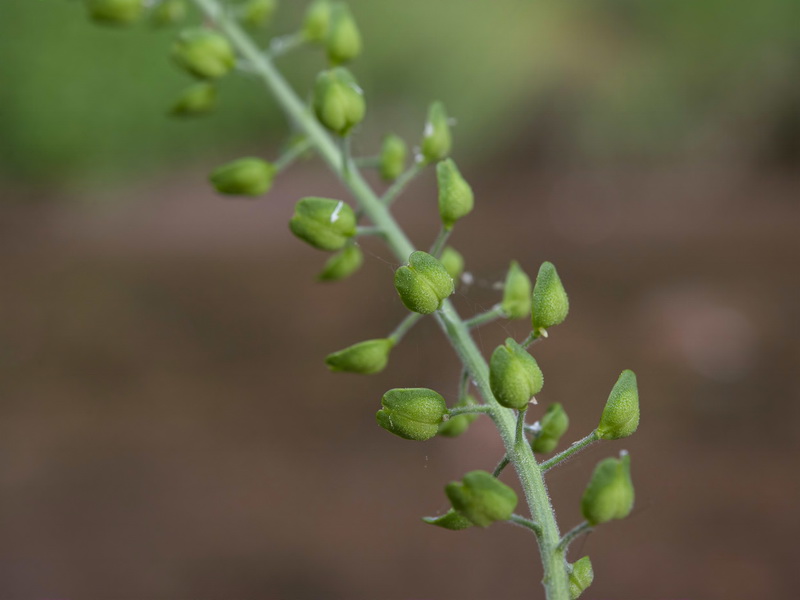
1 1 799 599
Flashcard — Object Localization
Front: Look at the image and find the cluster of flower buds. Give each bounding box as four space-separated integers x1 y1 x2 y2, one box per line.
489 338 544 410
376 388 448 441
289 197 357 251
302 1 362 64
394 251 455 314
313 67 366 136
172 28 236 79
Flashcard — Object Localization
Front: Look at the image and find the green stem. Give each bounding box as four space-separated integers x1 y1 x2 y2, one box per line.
356 225 384 237
274 137 313 172
447 405 492 417
191 3 570 597
540 430 600 472
354 156 381 168
387 313 423 344
428 226 451 258
492 454 510 477
464 304 505 329
509 514 543 537
381 161 424 207
269 32 307 57
521 329 546 349
458 367 470 401
556 521 591 554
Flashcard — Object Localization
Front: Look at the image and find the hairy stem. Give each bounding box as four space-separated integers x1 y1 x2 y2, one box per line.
191 2 571 597
541 430 600 473
464 304 505 329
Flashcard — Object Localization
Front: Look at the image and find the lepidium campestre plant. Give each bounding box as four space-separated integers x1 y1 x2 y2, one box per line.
75 1 643 597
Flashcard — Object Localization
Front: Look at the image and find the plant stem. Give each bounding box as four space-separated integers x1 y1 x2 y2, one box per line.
428 226 451 258
381 161 424 207
447 405 492 417
541 430 600 472
464 304 505 329
556 521 591 554
274 137 313 172
388 313 423 344
509 514 543 537
493 455 510 477
356 225 384 237
191 2 571 596
269 32 307 57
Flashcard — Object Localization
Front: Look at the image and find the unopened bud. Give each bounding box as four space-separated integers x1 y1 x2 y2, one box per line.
240 0 277 28
581 453 635 526
531 403 569 454
440 246 464 282
317 244 363 281
489 338 543 410
445 470 517 528
313 67 365 136
532 261 569 333
379 134 407 181
501 260 532 319
172 28 236 80
210 157 275 196
437 159 473 230
150 0 186 27
420 101 452 164
422 509 473 531
376 388 448 441
326 2 361 65
86 0 144 25
438 395 478 438
569 556 594 599
325 338 393 375
597 370 639 440
394 251 454 314
303 0 332 42
171 82 217 117
289 197 356 251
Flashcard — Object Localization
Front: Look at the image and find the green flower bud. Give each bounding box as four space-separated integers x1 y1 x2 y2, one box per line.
581 453 635 526
150 0 186 27
86 0 144 25
325 338 393 375
420 101 452 164
438 395 478 438
501 260 532 320
303 0 332 42
394 251 454 314
532 261 569 333
376 388 448 441
489 338 544 410
569 556 594 600
597 370 639 440
379 134 407 181
313 67 366 136
239 0 277 28
170 82 217 117
172 28 236 80
440 246 464 282
531 402 569 454
326 3 362 65
422 509 473 531
445 470 517 528
436 159 473 230
210 157 275 196
289 197 357 251
317 244 363 282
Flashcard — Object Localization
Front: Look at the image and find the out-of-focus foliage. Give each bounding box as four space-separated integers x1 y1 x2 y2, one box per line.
0 0 798 189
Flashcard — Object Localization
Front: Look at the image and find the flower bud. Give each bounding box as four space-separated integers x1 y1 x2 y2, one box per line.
326 3 362 65
376 388 448 441
489 338 543 410
597 370 639 440
394 251 454 314
569 556 594 600
210 157 275 196
239 0 277 28
171 82 217 117
86 0 144 25
532 261 569 333
501 260 532 320
150 0 186 27
303 0 332 42
422 509 473 531
172 28 236 80
445 470 517 528
420 101 452 164
379 134 407 181
438 394 478 438
289 197 357 251
313 67 365 136
317 244 363 282
325 338 394 375
581 453 634 526
437 159 473 230
440 246 464 282
532 403 569 454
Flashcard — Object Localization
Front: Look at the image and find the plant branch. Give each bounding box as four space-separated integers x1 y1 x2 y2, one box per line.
492 454 510 477
447 405 492 417
464 304 505 329
428 226 451 258
509 513 543 537
556 521 592 554
274 137 313 172
388 313 423 344
541 430 600 472
381 161 424 207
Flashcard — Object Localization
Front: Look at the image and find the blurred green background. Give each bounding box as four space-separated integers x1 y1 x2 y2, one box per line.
1 1 799 599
